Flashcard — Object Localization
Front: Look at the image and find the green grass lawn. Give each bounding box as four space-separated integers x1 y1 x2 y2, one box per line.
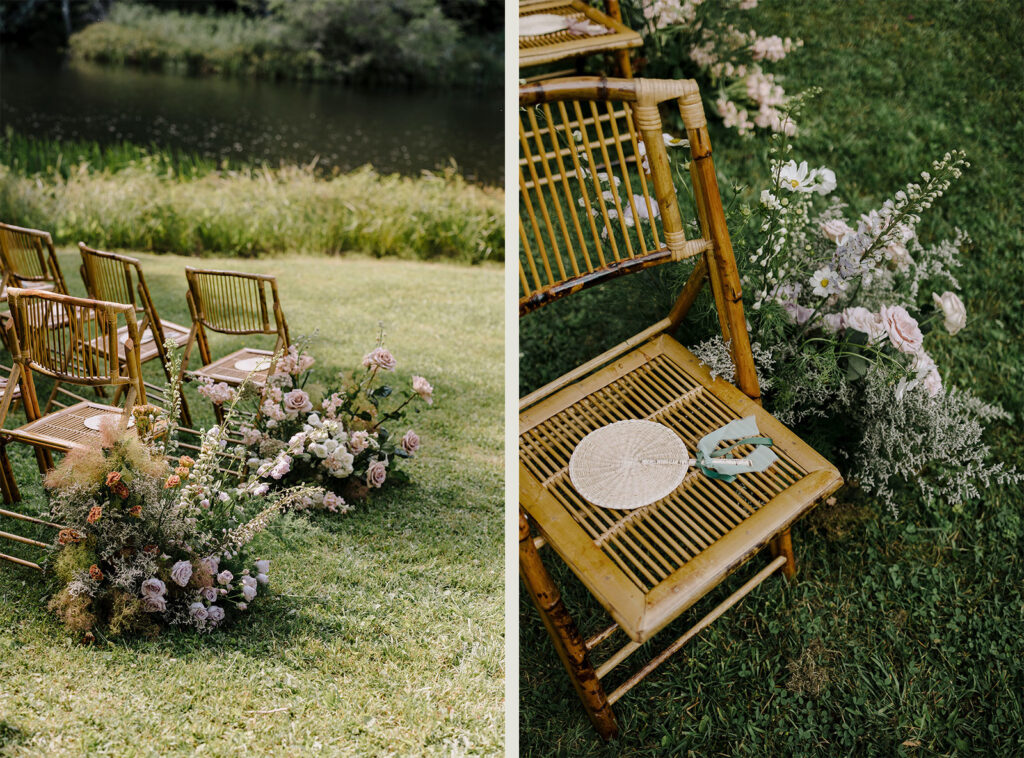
0 252 504 756
519 1 1024 754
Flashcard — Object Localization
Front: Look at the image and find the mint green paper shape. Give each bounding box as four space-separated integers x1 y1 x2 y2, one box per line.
696 415 777 483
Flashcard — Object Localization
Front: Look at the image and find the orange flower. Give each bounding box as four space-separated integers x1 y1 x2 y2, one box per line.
112 482 130 499
86 506 103 524
174 466 190 478
164 474 181 489
105 471 122 487
129 505 142 518
89 564 103 582
58 528 84 545
179 455 195 467
143 544 159 555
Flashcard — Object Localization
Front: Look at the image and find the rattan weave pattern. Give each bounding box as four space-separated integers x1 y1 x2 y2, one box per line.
521 350 809 594
519 1 642 68
13 401 125 449
193 347 274 386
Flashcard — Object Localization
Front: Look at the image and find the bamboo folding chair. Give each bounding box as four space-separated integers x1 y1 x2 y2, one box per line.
78 243 194 427
0 222 69 302
518 77 843 739
0 289 147 569
180 267 289 423
519 0 642 79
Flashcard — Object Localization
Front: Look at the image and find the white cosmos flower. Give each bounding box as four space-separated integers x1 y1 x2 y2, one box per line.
760 189 780 209
662 133 688 148
778 160 816 192
814 167 837 195
810 266 844 297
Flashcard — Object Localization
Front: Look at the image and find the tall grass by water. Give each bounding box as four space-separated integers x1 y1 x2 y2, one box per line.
0 132 503 263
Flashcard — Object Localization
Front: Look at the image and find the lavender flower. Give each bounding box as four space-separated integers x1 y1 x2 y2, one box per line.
170 560 193 588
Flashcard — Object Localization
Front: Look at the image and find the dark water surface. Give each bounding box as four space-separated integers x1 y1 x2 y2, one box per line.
0 49 503 184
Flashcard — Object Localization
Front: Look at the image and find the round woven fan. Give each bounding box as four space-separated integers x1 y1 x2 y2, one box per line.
569 420 689 510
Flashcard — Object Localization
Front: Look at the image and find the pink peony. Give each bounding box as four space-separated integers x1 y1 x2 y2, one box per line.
842 307 886 341
880 305 924 353
362 347 397 372
412 376 433 405
400 430 420 454
366 458 388 489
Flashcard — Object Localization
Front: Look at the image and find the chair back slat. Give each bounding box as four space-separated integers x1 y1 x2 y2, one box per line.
519 80 705 314
0 222 69 295
185 268 281 336
6 289 140 388
79 244 138 310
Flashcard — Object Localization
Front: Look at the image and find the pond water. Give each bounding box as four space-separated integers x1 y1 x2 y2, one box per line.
0 49 503 184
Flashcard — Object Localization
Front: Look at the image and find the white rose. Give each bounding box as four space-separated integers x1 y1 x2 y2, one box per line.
932 291 966 335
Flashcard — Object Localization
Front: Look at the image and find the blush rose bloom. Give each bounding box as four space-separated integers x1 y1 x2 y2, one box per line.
400 430 420 454
412 375 433 404
842 307 886 341
141 578 166 599
201 586 219 603
366 459 388 489
932 291 966 335
189 602 209 621
348 430 370 453
879 305 924 354
217 570 234 586
819 218 854 243
170 560 193 588
362 347 397 372
142 596 167 613
282 389 313 417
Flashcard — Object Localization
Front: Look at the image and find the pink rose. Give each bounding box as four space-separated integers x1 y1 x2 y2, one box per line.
261 401 287 422
842 307 886 341
366 458 388 489
282 389 312 416
400 430 420 454
270 455 292 480
412 375 433 405
880 305 923 353
362 347 397 372
142 596 167 613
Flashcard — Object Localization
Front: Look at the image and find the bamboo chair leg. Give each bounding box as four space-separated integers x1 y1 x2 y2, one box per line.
614 48 633 78
519 510 619 740
770 528 796 579
0 443 20 504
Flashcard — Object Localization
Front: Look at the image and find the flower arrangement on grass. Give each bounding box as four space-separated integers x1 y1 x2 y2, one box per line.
625 0 802 135
197 336 433 512
47 388 318 641
686 123 1020 513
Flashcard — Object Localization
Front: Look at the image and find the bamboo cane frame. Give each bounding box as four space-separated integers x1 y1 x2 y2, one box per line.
78 243 194 427
518 77 843 739
0 288 146 568
180 267 289 424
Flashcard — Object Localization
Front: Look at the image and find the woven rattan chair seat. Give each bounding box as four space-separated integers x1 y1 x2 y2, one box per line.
87 318 190 364
519 0 642 68
520 334 841 643
191 347 274 387
3 401 129 451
